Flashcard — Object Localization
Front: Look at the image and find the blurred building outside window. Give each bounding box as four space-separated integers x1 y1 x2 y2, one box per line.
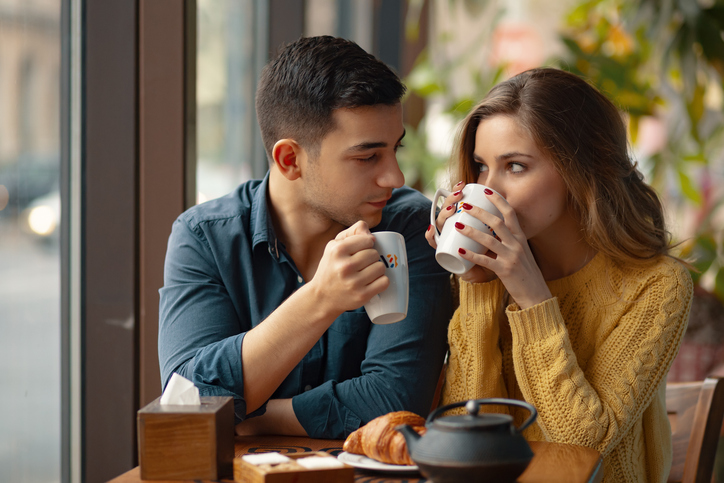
0 1 63 482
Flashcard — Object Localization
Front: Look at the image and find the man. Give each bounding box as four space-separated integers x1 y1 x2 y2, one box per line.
158 36 453 439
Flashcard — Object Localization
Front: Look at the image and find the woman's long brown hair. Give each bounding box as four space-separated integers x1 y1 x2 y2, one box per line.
454 68 672 265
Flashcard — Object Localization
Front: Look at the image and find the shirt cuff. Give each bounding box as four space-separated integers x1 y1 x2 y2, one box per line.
506 297 565 344
291 380 362 439
190 332 249 423
195 383 264 424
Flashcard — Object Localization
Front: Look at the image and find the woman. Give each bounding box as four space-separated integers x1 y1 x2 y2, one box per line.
426 68 692 483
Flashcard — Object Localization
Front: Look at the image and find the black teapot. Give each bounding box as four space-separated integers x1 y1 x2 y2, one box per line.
396 398 537 483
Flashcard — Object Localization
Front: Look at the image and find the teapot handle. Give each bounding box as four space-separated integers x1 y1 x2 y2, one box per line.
427 398 538 434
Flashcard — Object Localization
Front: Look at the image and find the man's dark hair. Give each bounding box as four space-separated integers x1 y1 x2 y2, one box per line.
255 36 406 163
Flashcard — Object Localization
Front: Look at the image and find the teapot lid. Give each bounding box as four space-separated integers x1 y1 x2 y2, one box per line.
427 398 538 435
432 400 514 431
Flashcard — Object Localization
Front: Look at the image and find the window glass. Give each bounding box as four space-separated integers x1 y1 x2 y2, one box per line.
0 1 62 481
196 0 258 203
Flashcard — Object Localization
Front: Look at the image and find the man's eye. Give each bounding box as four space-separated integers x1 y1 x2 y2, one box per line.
359 154 378 162
394 144 405 153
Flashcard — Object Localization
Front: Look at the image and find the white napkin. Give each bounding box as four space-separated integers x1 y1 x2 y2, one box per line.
242 453 293 465
297 456 345 469
160 373 201 405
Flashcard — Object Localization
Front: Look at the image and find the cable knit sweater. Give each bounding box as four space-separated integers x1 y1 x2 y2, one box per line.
442 253 692 483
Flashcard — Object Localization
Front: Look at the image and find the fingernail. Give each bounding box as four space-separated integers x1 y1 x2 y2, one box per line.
454 222 465 230
484 188 493 195
462 203 473 210
455 181 464 187
446 205 453 211
453 190 462 196
427 224 432 232
458 248 466 255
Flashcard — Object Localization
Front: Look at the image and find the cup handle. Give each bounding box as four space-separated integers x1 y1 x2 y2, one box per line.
430 188 452 244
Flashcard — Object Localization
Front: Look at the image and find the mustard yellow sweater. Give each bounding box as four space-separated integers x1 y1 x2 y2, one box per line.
442 253 692 483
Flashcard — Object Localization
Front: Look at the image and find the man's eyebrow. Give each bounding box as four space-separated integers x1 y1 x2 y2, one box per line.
473 151 534 162
345 129 406 153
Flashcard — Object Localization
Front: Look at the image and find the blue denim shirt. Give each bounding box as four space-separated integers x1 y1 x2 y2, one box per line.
158 174 453 439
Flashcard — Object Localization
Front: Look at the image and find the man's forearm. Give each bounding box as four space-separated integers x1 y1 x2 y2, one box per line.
235 399 307 436
241 284 339 414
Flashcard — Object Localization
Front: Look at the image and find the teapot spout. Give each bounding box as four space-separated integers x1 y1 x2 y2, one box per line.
395 424 421 453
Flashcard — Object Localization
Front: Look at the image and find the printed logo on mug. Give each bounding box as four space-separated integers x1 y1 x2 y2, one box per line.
380 254 400 268
364 232 409 324
429 184 504 275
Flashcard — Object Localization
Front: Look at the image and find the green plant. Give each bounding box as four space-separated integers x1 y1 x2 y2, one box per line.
557 0 724 301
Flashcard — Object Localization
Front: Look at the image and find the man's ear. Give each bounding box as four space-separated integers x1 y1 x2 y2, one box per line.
272 139 304 181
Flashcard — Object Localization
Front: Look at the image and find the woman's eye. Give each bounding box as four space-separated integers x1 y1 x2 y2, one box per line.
477 164 488 173
510 162 525 173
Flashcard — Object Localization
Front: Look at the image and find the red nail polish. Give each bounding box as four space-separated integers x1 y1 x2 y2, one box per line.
427 224 432 232
458 248 467 255
455 181 464 187
462 203 473 210
453 190 462 196
484 188 493 195
446 205 453 211
455 222 465 230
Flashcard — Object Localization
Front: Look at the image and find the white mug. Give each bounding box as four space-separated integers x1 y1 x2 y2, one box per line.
364 231 409 324
430 184 504 275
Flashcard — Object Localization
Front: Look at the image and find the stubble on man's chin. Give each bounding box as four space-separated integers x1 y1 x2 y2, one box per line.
306 202 358 229
300 173 382 229
309 204 382 232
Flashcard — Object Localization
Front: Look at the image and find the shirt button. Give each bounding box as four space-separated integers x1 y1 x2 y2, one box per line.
304 384 312 392
297 275 303 283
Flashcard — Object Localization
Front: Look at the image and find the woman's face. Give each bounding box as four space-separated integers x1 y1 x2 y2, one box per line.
472 115 573 243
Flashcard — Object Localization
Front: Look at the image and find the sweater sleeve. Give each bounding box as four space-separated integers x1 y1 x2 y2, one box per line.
442 279 508 410
505 259 692 456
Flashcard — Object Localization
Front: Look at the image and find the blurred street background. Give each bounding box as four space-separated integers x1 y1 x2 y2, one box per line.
0 218 60 482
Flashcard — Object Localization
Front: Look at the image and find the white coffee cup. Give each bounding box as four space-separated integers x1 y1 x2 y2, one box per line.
430 184 504 275
364 231 409 324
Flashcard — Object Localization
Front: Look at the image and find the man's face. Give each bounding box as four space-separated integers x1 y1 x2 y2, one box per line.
301 103 406 229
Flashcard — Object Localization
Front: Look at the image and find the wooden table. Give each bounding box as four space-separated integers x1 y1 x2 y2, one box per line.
110 435 603 483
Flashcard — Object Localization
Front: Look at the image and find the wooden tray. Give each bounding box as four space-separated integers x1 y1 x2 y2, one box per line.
233 451 354 483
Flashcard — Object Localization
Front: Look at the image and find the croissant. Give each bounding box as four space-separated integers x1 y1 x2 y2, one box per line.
343 411 426 465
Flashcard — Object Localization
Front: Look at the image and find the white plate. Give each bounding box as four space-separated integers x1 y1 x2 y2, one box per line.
337 451 419 473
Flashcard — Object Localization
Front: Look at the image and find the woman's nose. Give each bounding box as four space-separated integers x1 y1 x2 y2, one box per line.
477 173 503 199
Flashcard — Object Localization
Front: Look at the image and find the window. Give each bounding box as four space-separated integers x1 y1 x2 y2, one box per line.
196 0 265 203
0 1 63 482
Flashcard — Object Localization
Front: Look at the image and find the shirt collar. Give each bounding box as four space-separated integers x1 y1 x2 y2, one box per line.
249 171 280 257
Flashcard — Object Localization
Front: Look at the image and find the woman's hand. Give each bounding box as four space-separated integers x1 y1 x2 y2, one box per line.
455 190 552 309
425 182 463 249
425 182 498 284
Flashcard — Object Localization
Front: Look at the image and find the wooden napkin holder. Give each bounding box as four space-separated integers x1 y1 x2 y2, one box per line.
137 396 234 480
233 451 354 483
